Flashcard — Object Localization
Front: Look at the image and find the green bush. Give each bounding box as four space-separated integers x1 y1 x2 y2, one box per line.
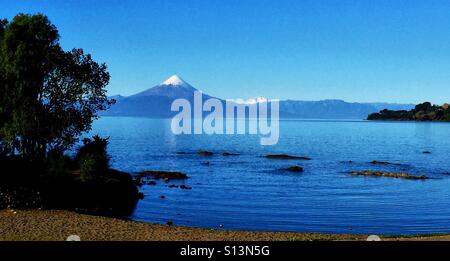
46 150 74 179
76 135 110 182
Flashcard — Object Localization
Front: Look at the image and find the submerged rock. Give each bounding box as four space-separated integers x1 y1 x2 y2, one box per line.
370 160 402 166
341 160 353 164
139 171 188 180
284 166 304 172
260 154 311 160
350 171 428 180
179 185 192 190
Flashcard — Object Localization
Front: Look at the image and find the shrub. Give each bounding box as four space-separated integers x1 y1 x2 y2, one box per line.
76 135 110 182
46 149 75 179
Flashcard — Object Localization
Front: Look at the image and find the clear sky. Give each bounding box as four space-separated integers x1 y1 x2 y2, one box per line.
2 0 450 104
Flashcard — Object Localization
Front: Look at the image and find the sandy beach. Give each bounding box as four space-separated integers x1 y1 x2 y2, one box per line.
0 210 449 241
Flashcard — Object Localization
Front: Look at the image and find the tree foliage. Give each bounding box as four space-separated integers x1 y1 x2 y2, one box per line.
414 102 433 112
0 14 112 160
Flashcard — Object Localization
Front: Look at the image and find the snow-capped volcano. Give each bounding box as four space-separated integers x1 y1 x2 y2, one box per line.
161 74 187 86
105 75 217 117
130 75 198 98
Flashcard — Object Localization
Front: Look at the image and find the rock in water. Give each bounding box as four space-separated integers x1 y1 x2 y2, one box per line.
139 171 188 180
197 151 213 156
180 185 192 190
285 166 304 172
223 152 240 156
370 160 402 166
350 171 428 180
261 154 311 160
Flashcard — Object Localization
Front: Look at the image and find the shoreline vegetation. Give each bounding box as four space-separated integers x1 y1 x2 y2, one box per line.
0 14 140 217
367 102 450 121
1 209 450 241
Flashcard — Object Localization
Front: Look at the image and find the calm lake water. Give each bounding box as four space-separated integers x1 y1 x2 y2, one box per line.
90 117 450 235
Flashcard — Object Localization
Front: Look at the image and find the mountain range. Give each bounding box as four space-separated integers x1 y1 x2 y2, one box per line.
103 75 414 119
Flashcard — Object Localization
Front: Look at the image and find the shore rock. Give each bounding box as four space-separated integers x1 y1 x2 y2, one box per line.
261 154 311 160
139 171 188 180
350 171 428 180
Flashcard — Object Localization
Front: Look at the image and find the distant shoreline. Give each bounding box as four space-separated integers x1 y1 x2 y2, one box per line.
367 102 450 122
1 210 450 241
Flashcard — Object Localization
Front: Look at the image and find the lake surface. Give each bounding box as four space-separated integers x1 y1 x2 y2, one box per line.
90 117 450 235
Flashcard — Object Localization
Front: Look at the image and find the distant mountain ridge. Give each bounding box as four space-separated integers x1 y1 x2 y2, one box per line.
103 75 414 119
279 99 414 119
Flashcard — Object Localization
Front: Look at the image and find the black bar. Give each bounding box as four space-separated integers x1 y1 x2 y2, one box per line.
0 241 449 259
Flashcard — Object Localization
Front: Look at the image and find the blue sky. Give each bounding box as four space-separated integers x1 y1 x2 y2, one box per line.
2 0 450 104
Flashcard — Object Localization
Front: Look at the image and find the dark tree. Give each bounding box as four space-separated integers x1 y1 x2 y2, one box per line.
0 14 112 160
414 102 432 112
0 19 8 156
444 107 450 121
